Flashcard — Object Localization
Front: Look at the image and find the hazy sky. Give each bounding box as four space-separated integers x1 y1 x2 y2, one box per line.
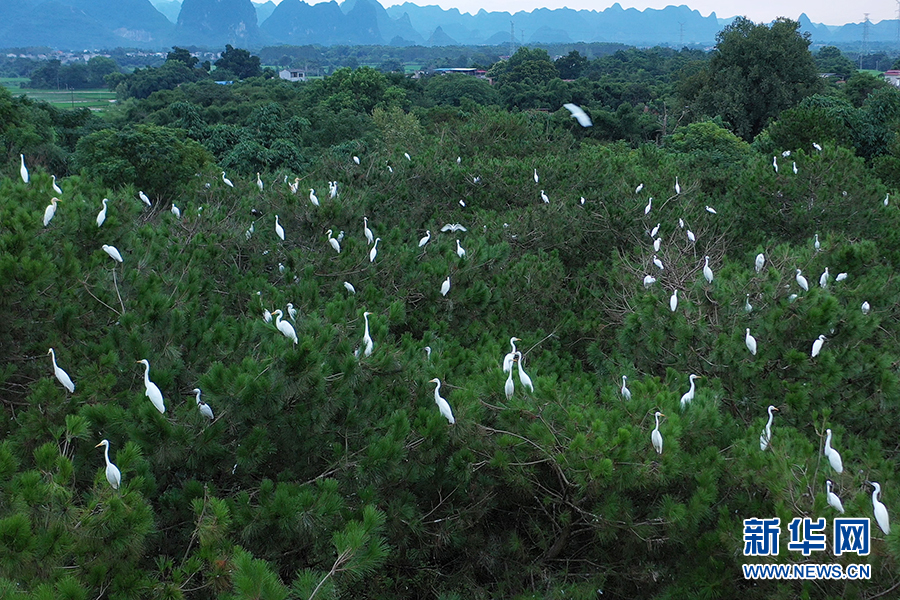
260 0 896 26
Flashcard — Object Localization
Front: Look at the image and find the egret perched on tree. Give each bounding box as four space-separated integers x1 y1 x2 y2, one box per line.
745 329 757 355
429 378 455 424
814 233 820 252
653 237 661 252
703 256 714 283
440 276 450 297
678 218 684 229
811 335 826 358
95 439 121 490
635 183 644 194
796 269 809 292
792 161 798 174
309 189 319 206
651 411 665 454
404 152 411 161
171 203 181 218
418 230 431 247
136 359 165 414
96 198 109 227
745 294 753 313
563 102 593 126
819 267 829 288
256 172 264 192
826 481 844 514
47 348 75 393
650 223 660 237
456 240 466 259
885 193 890 206
275 215 285 241
221 171 234 187
139 191 151 206
621 375 632 401
369 238 380 262
755 253 765 273
353 155 361 165
503 337 520 373
102 244 123 263
759 405 778 450
653 255 664 270
643 275 656 288
669 289 678 312
193 388 213 420
772 156 778 172
514 351 534 393
20 154 28 183
835 272 847 282
505 366 515 400
51 175 62 195
326 229 341 253
674 177 680 195
686 229 695 243
43 197 61 226
533 169 539 183
680 374 700 408
870 482 890 535
862 301 871 315
362 311 374 356
540 190 549 203
823 429 843 473
705 205 717 214
263 309 272 323
329 181 338 198
363 217 374 245
289 177 299 194
272 309 298 345
344 282 356 294
644 197 652 215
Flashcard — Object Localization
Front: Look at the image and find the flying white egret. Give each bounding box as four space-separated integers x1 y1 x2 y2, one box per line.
759 405 777 450
795 269 809 292
563 102 593 126
43 197 60 226
326 229 341 253
136 359 165 414
755 253 765 273
835 272 847 282
344 282 356 294
705 205 717 214
429 378 455 424
309 189 319 206
653 255 664 270
533 169 539 183
702 256 714 283
171 204 181 218
505 366 515 399
503 337 520 373
669 289 678 312
275 215 285 241
101 244 123 263
363 217 374 245
674 177 680 195
51 175 62 195
514 351 534 393
819 267 829 288
745 329 757 356
97 198 109 227
745 294 753 313
635 183 644 194
650 223 660 237
95 439 121 490
686 229 695 243
811 335 825 358
814 234 820 252
362 311 374 356
653 237 661 252
652 411 665 454
272 310 298 345
369 238 380 262
20 154 28 183
418 230 431 247
456 240 466 259
441 223 467 232
353 156 361 165
221 171 234 187
861 301 870 315
256 172 263 192
792 162 798 175
643 275 656 288
621 375 632 401
540 190 549 203
823 429 843 473
193 388 214 420
679 374 699 408
47 348 75 393
870 482 890 535
825 480 844 513
440 276 451 297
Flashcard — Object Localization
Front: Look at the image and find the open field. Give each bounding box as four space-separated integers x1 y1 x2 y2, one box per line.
0 80 116 109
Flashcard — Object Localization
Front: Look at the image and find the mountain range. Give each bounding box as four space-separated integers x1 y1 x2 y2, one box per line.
0 0 897 51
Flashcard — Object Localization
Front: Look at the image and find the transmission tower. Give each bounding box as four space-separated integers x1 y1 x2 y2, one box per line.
861 13 870 69
678 22 685 47
896 0 900 48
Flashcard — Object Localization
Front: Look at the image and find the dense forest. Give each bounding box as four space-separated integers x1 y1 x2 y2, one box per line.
1 17 899 599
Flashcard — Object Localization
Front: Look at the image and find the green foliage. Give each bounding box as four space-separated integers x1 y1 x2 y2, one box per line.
214 45 262 81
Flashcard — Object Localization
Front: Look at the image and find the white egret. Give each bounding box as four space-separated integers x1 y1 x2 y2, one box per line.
702 256 713 283
286 303 298 321
653 255 664 270
788 294 799 303
653 237 661 252
221 171 234 187
353 156 361 165
456 240 466 259
171 204 181 218
669 289 678 312
364 217 374 245
644 197 652 215
440 276 451 297
429 378 455 424
819 267 829 288
51 175 62 195
344 282 356 294
503 337 520 373
870 482 891 535
456 156 461 165
705 205 717 214
772 156 778 172
329 181 338 198
533 168 539 183
635 183 644 194
643 275 656 288
674 177 680 195
540 190 549 203
651 411 665 454
275 215 285 241
795 269 809 292
139 191 151 206
679 374 699 408
43 197 60 226
782 150 791 157
826 480 844 514
20 154 28 183
95 439 121 490
263 309 272 323
136 359 165 414
678 218 684 229
650 223 660 237
514 351 534 393
193 388 213 420
811 335 825 358
862 301 870 315
326 229 341 253
621 375 632 401
97 198 109 227
823 429 843 473
759 405 777 450
369 238 380 262
745 329 757 356
47 348 75 393
272 309 298 345
686 229 695 243
884 193 890 206
459 199 466 207
580 197 585 205
505 366 515 400
745 294 753 313
404 152 411 161
362 311 374 356
278 263 285 274
563 102 593 127
418 230 431 247
755 253 765 273
792 161 798 174
246 223 254 240
289 178 299 194
835 272 847 282
309 189 319 206
256 172 263 192
101 244 123 263
814 234 820 252
425 346 431 360
441 223 467 232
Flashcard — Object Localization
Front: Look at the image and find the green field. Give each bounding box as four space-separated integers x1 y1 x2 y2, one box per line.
1 78 116 109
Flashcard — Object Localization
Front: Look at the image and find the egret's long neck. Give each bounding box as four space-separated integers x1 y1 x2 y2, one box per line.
143 363 151 385
874 487 880 502
433 382 440 399
50 350 57 369
766 411 774 429
104 443 111 466
655 414 660 430
364 315 370 335
825 432 832 451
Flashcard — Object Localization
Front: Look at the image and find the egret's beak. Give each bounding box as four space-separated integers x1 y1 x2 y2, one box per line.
94 442 103 448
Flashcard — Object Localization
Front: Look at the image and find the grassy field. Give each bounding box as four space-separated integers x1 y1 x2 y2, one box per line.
1 78 116 109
